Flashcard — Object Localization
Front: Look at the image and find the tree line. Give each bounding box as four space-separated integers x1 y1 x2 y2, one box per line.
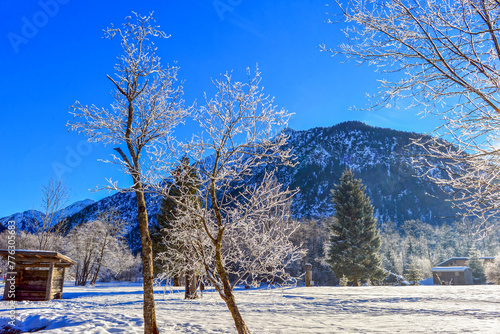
0 206 141 286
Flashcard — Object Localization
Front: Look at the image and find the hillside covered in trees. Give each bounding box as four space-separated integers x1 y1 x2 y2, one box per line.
1 121 461 251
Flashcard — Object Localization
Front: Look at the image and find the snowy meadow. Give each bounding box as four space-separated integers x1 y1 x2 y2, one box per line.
1 282 499 333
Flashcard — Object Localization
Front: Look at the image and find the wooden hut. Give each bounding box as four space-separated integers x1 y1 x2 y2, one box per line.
0 250 74 301
431 266 473 285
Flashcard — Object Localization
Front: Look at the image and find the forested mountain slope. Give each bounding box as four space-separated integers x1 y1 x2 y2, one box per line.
2 121 458 250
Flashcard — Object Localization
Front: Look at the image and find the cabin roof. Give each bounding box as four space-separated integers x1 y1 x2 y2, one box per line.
436 257 468 266
437 256 496 266
431 266 471 272
0 249 74 267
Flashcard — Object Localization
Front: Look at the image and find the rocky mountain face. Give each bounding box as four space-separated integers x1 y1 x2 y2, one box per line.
1 121 458 250
270 121 456 224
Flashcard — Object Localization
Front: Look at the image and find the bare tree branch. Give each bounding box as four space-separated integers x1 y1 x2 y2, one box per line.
156 68 303 334
67 12 190 334
326 0 500 236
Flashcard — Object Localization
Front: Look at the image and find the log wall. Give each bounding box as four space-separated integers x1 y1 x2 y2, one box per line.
51 267 65 299
15 269 48 301
3 267 66 301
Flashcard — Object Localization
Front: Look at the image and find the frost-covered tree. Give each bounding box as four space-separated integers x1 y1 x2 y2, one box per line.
467 247 487 285
379 221 405 275
0 230 63 258
155 157 202 299
158 69 302 334
325 0 500 236
379 219 500 278
20 231 64 253
68 13 189 333
65 213 132 286
289 219 336 286
405 259 423 285
174 157 203 300
326 169 386 286
66 221 101 286
95 239 142 282
152 183 181 283
30 179 69 250
486 254 500 284
89 209 126 286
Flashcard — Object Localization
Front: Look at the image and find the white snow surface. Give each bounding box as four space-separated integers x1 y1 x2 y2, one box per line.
1 282 499 333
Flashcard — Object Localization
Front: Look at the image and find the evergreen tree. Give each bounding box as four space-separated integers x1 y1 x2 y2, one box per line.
174 157 202 299
384 248 397 274
467 247 486 285
326 169 386 286
405 259 422 285
153 183 181 282
153 157 201 295
405 238 414 269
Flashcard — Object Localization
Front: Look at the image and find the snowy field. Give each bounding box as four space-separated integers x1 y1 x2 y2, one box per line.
1 282 500 333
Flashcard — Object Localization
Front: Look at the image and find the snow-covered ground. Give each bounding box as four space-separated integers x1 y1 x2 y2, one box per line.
1 282 499 333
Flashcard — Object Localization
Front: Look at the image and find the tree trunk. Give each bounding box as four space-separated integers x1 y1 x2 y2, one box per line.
74 263 80 286
215 242 250 333
90 260 102 286
76 249 93 286
91 236 108 286
210 179 250 333
184 269 198 299
222 279 250 334
136 191 159 334
353 277 359 286
173 275 180 287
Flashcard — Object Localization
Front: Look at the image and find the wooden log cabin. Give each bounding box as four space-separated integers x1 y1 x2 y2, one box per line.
0 250 74 301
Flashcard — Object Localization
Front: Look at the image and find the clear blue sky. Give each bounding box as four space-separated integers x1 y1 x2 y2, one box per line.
0 0 439 217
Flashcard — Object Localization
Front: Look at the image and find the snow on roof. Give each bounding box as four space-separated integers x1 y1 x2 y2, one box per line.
437 257 496 266
0 249 75 265
8 249 59 253
436 257 468 266
432 266 471 272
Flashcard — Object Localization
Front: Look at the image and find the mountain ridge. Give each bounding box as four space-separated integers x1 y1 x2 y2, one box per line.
0 199 96 234
1 121 459 250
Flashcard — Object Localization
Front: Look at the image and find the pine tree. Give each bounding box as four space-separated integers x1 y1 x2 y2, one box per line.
175 157 202 299
384 248 397 274
467 247 486 285
326 169 386 286
405 260 422 285
153 183 181 283
154 157 202 298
